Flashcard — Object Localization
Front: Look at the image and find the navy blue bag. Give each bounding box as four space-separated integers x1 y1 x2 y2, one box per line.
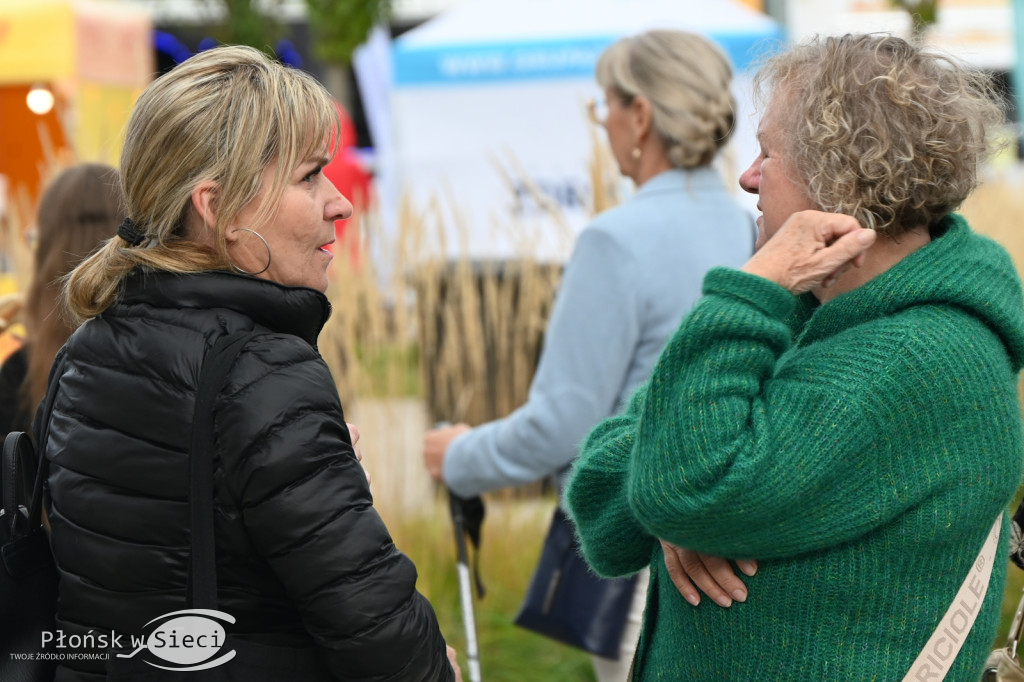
514 506 638 659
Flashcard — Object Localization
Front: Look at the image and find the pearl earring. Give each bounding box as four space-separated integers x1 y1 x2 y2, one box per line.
631 148 642 160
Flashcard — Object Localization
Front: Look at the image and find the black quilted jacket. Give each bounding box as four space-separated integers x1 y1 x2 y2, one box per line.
43 269 453 681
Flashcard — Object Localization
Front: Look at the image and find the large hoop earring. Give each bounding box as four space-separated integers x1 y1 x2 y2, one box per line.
229 228 272 276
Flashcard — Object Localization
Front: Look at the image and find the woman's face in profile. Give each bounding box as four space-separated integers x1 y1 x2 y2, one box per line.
600 88 641 182
231 153 353 291
739 98 815 251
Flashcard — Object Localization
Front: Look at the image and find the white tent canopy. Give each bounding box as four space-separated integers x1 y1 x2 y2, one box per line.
379 0 784 261
395 0 780 69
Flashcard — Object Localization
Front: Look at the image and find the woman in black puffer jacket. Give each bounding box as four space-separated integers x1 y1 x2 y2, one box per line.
43 45 459 682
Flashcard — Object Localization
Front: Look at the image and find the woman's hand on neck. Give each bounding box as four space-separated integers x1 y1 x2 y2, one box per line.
813 224 932 303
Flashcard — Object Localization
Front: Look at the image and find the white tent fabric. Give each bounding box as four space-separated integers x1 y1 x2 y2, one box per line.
395 0 780 69
379 0 784 261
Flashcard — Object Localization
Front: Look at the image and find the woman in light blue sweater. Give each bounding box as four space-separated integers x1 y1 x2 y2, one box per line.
422 30 753 680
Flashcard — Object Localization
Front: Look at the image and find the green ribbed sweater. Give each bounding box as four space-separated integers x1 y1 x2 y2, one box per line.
566 215 1024 680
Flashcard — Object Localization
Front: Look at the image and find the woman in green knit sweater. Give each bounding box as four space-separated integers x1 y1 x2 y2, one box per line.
566 33 1024 680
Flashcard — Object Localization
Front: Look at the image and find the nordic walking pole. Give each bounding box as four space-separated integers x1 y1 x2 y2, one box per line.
449 490 482 682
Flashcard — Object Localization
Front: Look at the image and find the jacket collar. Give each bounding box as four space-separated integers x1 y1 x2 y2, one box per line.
119 269 331 346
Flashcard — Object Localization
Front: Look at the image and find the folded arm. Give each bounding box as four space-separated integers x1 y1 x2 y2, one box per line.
565 386 656 578
628 267 922 559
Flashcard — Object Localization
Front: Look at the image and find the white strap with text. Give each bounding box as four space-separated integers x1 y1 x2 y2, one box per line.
903 513 1003 682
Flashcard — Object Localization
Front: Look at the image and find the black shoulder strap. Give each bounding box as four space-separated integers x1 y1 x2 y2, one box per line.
2 348 70 536
187 332 250 609
25 349 68 526
3 433 33 534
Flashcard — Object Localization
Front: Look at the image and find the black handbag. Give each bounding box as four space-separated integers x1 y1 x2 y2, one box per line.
0 350 67 682
104 332 334 681
514 505 638 660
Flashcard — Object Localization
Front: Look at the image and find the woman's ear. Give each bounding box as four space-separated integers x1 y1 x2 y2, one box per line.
631 95 654 144
190 181 219 234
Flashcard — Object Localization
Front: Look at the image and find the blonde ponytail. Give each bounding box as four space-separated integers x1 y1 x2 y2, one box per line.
64 239 223 323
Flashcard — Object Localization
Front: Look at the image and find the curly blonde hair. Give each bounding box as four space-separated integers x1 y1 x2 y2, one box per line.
596 30 735 168
755 33 1006 234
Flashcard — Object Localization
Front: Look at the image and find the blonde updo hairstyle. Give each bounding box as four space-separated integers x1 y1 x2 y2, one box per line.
596 30 736 168
755 33 1006 235
65 45 340 321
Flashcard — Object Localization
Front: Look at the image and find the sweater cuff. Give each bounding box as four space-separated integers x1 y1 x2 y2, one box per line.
702 267 796 320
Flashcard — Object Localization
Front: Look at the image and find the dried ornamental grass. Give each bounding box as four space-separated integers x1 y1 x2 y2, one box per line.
319 121 622 512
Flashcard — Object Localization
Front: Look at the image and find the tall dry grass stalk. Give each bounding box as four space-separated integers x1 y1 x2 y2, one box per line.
319 129 621 516
588 120 621 216
319 193 568 513
0 195 32 329
0 122 75 328
0 146 68 330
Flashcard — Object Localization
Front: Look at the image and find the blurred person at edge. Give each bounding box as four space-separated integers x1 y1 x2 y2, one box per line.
0 164 125 436
423 30 755 681
566 33 1024 680
44 46 460 682
322 99 373 268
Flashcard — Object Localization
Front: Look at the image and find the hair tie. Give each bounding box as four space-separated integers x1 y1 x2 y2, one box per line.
117 218 146 247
